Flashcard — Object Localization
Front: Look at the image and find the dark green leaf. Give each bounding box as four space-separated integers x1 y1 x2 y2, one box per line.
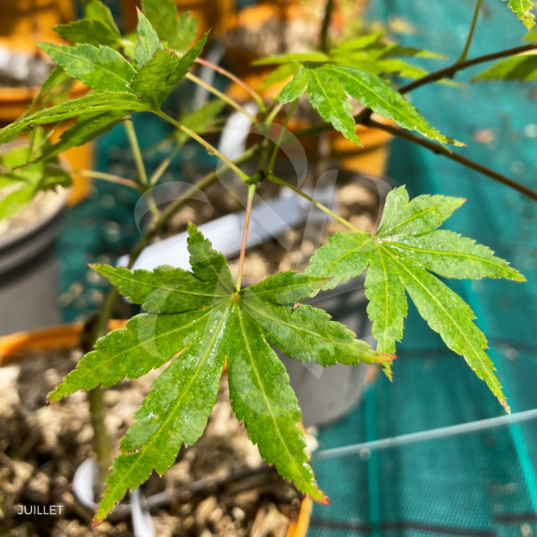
38 43 136 93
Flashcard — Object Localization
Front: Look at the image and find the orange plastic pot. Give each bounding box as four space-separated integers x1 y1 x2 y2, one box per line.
0 323 312 536
0 0 73 45
120 0 235 39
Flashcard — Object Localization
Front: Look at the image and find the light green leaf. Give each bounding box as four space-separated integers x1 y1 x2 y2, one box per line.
331 32 385 55
504 0 536 30
134 10 163 68
0 144 71 221
38 42 136 93
242 271 329 305
141 0 178 47
242 293 388 366
279 65 311 103
29 110 127 166
82 0 121 36
279 62 461 146
94 305 229 524
308 67 362 145
0 92 150 145
388 252 508 411
259 62 301 90
254 52 330 65
307 185 524 409
141 0 198 52
172 12 199 53
383 230 525 281
49 223 388 523
472 53 537 81
176 99 226 145
91 263 230 313
321 64 462 146
132 35 207 109
227 304 328 503
54 20 121 48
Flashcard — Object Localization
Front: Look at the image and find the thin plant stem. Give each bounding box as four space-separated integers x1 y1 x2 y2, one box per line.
400 42 537 94
75 169 141 191
366 118 537 202
186 72 258 122
156 110 250 182
195 57 266 112
268 174 362 232
149 144 182 186
320 0 334 52
267 99 298 174
124 117 149 187
457 0 483 64
236 184 256 291
266 102 284 124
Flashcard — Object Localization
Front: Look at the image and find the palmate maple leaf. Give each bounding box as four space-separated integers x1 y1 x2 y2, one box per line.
48 222 391 524
306 186 525 411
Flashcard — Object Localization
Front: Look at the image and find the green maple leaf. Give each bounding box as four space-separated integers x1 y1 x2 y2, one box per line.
277 62 462 147
38 42 137 94
0 140 71 220
472 53 537 81
48 223 391 524
54 19 122 49
141 0 198 53
306 186 525 410
82 0 121 37
504 0 537 30
0 92 151 146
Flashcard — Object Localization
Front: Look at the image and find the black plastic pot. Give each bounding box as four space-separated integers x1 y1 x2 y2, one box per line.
0 189 68 336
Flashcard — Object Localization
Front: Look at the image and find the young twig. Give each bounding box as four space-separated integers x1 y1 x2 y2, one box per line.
195 57 266 112
75 169 142 191
366 118 537 202
457 0 483 64
320 0 334 53
156 110 250 182
186 72 258 122
268 174 362 233
267 99 298 174
124 117 149 187
236 184 256 292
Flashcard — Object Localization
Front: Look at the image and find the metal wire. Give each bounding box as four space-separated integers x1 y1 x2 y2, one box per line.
313 408 537 461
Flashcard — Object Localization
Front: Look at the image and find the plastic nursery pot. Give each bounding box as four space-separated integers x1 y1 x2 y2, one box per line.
0 323 313 537
120 0 236 39
0 0 73 45
0 185 70 338
0 40 94 206
329 115 395 177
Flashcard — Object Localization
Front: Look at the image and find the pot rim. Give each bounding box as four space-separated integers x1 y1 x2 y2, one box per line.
0 185 70 251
